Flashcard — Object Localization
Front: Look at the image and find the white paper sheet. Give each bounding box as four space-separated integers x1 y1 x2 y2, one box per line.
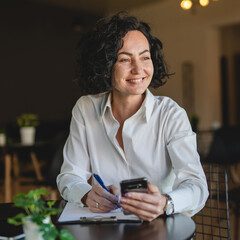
58 202 140 222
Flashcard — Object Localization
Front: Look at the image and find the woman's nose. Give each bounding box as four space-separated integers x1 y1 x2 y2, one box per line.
131 60 142 74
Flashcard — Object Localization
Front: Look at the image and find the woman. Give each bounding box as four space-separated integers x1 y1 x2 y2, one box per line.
57 12 208 222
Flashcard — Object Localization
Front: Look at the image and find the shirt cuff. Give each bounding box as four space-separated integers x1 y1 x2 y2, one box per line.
167 188 193 215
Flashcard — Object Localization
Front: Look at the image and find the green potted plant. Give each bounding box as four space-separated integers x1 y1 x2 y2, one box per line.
17 113 39 145
8 188 74 240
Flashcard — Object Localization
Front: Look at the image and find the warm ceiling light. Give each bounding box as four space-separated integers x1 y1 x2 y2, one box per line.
199 0 210 7
180 0 193 10
181 0 219 11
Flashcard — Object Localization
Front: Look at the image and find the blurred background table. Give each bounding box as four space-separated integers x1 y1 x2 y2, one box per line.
0 134 67 203
1 141 49 202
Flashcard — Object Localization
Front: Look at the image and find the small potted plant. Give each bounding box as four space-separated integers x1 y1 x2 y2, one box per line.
0 128 7 146
17 113 39 145
8 188 74 240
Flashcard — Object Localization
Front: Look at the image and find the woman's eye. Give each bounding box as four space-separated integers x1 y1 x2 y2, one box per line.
143 56 150 60
119 58 130 62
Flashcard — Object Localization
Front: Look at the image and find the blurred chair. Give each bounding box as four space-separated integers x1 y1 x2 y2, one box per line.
192 164 231 240
204 126 240 184
203 126 240 239
45 131 68 189
32 131 68 200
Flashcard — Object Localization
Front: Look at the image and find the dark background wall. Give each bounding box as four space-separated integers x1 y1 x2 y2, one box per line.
221 24 240 126
0 0 99 129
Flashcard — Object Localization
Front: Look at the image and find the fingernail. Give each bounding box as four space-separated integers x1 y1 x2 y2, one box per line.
125 193 131 197
120 198 126 203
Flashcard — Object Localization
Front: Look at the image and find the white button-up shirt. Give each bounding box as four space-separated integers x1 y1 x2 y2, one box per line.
57 89 208 216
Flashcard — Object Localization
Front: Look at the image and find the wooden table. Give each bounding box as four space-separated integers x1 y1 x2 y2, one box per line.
0 201 196 240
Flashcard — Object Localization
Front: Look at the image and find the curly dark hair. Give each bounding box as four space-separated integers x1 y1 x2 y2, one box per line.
76 12 171 95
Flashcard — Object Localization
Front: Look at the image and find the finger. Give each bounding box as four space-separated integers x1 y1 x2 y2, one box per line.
108 185 121 203
108 185 121 197
121 197 161 215
87 196 116 212
97 196 118 210
147 182 160 194
95 197 117 211
122 192 167 213
121 200 162 220
94 184 119 204
87 187 117 211
123 192 160 205
88 203 111 213
121 203 160 221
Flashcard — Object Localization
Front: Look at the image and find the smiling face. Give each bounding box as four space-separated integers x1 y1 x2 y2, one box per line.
111 30 154 99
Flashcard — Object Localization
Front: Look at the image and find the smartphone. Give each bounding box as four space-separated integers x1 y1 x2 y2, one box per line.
120 177 148 196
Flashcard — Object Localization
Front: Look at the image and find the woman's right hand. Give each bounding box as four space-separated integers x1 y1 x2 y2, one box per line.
82 184 119 213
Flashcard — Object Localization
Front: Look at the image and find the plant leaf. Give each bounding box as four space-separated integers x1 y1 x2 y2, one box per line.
27 188 49 200
47 200 56 208
31 214 46 225
40 223 58 240
59 229 75 240
8 213 26 226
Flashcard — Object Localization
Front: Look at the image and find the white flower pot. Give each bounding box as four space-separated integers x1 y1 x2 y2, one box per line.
23 216 50 240
20 127 36 145
0 133 6 146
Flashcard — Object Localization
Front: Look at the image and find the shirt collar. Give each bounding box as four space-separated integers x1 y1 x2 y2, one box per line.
100 89 155 123
100 91 112 118
142 89 155 122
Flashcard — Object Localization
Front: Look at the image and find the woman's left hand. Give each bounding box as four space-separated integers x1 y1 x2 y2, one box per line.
120 182 167 222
